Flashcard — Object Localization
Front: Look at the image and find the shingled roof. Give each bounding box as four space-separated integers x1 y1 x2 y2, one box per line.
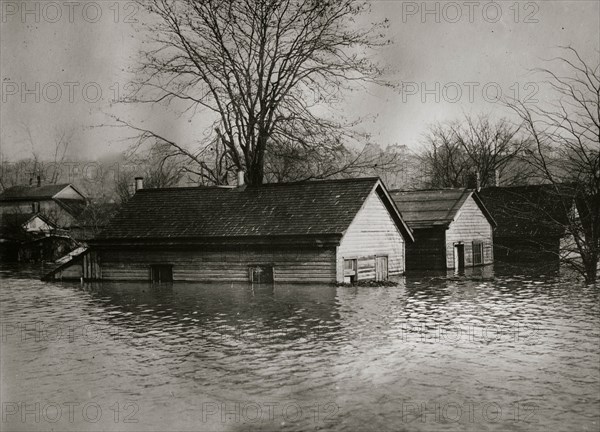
0 184 82 201
389 189 495 229
479 184 574 237
94 177 412 245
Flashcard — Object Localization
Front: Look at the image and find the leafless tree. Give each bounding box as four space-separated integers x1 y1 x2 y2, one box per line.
0 124 74 189
507 46 599 283
115 142 187 203
419 114 531 189
122 0 391 185
264 141 408 184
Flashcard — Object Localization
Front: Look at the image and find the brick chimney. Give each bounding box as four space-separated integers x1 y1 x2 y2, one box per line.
37 175 41 187
134 177 144 192
237 171 245 187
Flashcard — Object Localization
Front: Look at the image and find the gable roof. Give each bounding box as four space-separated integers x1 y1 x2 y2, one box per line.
0 212 56 240
94 178 412 245
389 188 496 229
0 184 85 201
55 198 88 218
479 184 574 237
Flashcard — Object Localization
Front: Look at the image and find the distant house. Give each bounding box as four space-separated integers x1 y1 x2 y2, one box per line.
0 212 78 262
1 212 55 235
479 185 574 262
44 177 414 283
390 189 496 271
0 182 87 228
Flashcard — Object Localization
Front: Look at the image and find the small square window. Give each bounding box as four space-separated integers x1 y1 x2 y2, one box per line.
150 265 173 282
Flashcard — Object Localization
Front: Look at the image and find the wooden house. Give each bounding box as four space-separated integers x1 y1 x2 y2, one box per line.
0 212 78 262
390 189 496 271
0 182 87 228
478 185 574 262
44 177 414 284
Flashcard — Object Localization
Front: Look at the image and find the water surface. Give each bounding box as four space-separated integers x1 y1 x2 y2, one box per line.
1 264 599 431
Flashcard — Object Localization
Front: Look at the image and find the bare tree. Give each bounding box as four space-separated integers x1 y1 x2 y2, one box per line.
0 124 74 189
123 0 390 185
115 142 187 203
507 47 599 283
263 141 409 184
419 114 531 189
419 122 469 188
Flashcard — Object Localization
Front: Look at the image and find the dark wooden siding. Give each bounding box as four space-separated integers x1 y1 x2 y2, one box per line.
494 236 561 262
95 246 336 283
405 227 447 270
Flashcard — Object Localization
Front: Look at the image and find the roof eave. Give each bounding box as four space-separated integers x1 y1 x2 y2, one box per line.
373 180 415 243
90 233 343 248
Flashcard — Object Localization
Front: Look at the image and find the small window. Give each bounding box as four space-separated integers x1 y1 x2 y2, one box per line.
151 265 173 282
248 265 274 283
344 259 357 283
472 241 483 266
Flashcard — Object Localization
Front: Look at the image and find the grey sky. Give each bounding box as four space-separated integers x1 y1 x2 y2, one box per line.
1 0 598 161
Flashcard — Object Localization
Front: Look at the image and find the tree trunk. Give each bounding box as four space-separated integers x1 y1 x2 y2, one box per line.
584 254 598 284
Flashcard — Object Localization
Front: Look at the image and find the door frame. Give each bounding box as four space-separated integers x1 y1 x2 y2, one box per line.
453 243 465 270
375 255 389 281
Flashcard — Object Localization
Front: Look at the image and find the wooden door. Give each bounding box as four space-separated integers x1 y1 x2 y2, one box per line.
454 244 465 269
375 256 388 281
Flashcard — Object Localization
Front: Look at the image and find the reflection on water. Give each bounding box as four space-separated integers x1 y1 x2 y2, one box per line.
1 263 598 432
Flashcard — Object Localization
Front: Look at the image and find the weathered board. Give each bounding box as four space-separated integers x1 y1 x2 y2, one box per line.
445 196 494 268
405 227 447 270
95 246 337 283
337 191 405 282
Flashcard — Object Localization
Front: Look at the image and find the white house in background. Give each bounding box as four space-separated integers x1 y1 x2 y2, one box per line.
0 181 87 228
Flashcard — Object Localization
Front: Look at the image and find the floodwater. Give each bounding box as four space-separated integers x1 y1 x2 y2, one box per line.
0 264 598 432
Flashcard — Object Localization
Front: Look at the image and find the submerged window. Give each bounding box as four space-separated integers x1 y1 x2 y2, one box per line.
248 265 274 283
151 265 173 282
472 241 483 266
344 259 357 283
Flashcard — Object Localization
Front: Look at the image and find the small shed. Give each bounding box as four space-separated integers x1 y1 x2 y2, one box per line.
390 189 496 270
44 178 414 284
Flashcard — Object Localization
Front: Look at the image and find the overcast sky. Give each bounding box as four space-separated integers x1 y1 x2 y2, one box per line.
1 0 598 161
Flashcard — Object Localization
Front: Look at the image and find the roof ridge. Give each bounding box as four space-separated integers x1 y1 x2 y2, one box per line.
135 177 380 192
390 188 469 193
444 190 471 221
3 182 71 189
254 177 380 187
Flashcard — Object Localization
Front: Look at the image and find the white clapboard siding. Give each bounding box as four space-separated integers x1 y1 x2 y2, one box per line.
337 190 405 282
445 195 494 268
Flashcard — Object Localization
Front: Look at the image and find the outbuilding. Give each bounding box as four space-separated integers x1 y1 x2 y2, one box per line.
390 189 496 271
44 177 414 284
